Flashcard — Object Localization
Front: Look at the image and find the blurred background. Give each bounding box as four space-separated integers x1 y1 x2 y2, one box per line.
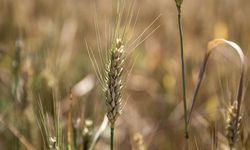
0 0 250 149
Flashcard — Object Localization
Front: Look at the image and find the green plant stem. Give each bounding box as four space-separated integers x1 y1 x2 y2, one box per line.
110 125 114 150
176 6 189 139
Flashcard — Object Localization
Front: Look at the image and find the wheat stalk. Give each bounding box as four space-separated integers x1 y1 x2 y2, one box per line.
174 0 189 144
86 1 160 149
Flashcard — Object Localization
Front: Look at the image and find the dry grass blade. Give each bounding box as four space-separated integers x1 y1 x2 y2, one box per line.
89 115 109 150
188 39 245 128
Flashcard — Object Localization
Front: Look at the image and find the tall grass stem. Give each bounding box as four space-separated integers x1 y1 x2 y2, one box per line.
176 6 189 139
111 126 115 150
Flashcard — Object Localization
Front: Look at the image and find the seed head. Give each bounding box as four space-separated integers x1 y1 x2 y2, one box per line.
226 101 242 147
105 38 124 125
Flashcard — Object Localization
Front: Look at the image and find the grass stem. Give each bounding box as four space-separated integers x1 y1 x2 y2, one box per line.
176 5 189 139
110 125 115 150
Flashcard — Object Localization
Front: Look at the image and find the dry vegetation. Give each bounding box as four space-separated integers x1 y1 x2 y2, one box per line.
0 0 250 149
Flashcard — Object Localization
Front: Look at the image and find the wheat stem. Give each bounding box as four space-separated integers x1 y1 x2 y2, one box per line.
110 125 115 150
176 3 189 139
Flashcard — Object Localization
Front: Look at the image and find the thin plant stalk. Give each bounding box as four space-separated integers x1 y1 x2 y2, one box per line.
67 92 73 150
110 125 115 150
175 0 189 139
12 39 22 149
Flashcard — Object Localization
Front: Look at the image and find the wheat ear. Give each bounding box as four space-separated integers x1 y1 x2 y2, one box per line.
104 38 124 150
226 101 242 148
105 38 124 126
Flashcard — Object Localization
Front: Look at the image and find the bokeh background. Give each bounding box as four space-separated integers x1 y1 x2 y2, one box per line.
0 0 250 149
